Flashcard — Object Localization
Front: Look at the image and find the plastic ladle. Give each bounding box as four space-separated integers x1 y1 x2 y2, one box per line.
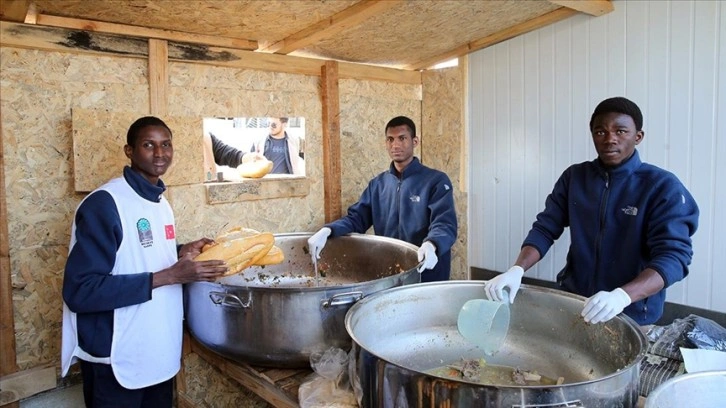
457 294 510 355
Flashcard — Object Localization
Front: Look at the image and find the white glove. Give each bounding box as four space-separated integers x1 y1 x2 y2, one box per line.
308 227 331 262
581 288 631 324
416 241 438 272
484 266 524 303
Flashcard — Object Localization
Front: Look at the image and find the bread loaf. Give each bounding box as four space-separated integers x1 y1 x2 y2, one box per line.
195 232 274 276
255 245 284 266
238 159 273 178
196 227 284 275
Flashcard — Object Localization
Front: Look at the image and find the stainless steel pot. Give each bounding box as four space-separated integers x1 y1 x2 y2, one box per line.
345 281 647 408
184 233 420 368
645 370 726 408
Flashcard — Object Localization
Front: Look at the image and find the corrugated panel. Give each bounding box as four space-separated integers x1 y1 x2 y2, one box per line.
468 0 725 313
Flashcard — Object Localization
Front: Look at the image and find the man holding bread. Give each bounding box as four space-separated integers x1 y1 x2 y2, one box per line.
61 116 228 407
308 116 458 282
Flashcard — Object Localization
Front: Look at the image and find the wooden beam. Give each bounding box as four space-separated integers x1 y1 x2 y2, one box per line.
406 7 578 70
548 0 614 17
0 21 421 85
33 13 258 51
0 366 56 405
0 117 18 378
148 39 168 117
260 0 403 54
321 61 342 223
0 0 29 22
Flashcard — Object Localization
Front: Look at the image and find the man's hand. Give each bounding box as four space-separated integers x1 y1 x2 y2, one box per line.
308 227 331 262
153 253 227 288
581 288 631 324
416 241 438 272
178 238 214 259
484 265 524 303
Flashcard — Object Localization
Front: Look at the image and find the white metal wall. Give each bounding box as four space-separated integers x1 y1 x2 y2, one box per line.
468 0 725 313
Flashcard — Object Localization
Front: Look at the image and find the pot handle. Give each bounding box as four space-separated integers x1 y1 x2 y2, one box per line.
209 291 251 308
321 291 364 308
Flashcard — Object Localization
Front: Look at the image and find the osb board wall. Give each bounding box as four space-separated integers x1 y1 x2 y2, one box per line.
72 109 204 191
182 353 268 408
165 62 324 242
338 79 422 213
0 47 149 369
422 66 468 280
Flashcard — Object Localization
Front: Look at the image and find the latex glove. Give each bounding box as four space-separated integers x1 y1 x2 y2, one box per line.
308 227 331 262
484 266 524 303
581 288 631 324
417 241 438 272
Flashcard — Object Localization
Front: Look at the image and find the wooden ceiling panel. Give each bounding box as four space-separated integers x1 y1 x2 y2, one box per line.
29 0 358 43
8 0 611 70
293 0 561 69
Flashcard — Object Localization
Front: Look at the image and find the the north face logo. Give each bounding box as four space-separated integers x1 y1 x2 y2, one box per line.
621 206 638 216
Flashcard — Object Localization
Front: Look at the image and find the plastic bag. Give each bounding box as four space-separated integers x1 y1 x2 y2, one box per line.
649 314 726 361
298 347 357 408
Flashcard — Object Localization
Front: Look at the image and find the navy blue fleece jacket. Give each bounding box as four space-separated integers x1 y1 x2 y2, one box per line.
523 150 699 324
326 157 458 282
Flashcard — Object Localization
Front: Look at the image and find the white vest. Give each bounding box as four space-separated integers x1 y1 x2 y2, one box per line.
61 177 181 389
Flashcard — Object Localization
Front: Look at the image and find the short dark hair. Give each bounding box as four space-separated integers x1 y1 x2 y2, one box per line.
385 116 416 138
590 97 643 131
279 117 289 124
126 116 172 146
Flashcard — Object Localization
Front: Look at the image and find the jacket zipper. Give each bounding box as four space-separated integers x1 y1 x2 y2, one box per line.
593 173 610 295
396 179 402 238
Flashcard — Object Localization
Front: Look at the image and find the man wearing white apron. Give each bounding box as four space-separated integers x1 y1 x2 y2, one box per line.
61 116 227 407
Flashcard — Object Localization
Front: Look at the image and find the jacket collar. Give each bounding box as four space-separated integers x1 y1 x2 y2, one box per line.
594 149 642 179
388 156 422 179
123 166 167 203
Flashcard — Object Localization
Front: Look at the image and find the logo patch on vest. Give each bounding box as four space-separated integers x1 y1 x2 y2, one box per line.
621 206 638 216
137 218 153 248
409 195 420 203
165 225 175 240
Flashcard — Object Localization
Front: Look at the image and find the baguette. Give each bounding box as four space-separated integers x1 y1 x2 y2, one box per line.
195 232 274 276
238 159 273 178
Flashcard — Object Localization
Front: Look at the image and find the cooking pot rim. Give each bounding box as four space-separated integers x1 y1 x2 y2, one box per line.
345 280 648 389
191 232 421 292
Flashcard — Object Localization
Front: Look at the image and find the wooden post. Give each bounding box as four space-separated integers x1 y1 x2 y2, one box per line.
0 105 20 408
148 38 168 117
321 60 342 222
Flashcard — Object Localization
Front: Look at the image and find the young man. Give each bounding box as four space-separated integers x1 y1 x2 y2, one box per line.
485 97 699 325
61 116 227 407
308 116 458 282
249 117 304 175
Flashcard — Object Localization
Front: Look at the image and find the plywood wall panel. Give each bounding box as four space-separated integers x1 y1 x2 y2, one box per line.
421 67 468 280
182 353 267 408
1 48 150 371
72 109 203 191
338 79 421 213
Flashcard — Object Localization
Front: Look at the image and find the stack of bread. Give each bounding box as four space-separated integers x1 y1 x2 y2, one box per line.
194 227 284 276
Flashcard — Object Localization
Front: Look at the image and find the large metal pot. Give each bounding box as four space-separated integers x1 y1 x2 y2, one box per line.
184 233 420 367
645 370 726 408
345 281 647 408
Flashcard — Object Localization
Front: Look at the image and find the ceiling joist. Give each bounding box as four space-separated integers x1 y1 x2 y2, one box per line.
259 0 403 55
28 13 258 50
548 0 614 17
407 7 578 71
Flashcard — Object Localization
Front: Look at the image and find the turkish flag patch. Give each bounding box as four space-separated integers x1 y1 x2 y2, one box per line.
165 225 175 240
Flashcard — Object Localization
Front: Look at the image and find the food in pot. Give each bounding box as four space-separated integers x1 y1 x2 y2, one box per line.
194 227 281 276
427 358 560 386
